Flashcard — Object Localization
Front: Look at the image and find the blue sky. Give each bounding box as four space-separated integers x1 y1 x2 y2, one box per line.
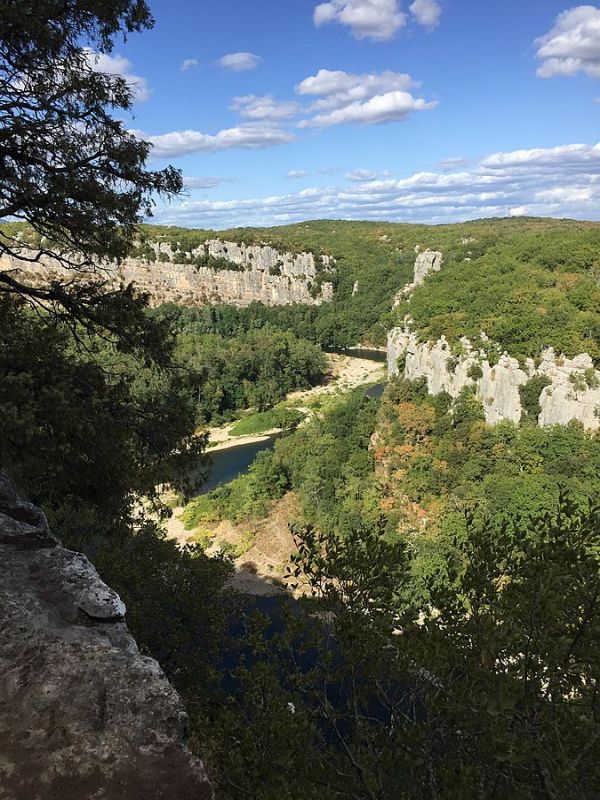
98 0 600 227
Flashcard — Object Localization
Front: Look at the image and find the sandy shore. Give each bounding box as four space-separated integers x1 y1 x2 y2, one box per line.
203 353 385 453
207 429 279 452
165 352 386 588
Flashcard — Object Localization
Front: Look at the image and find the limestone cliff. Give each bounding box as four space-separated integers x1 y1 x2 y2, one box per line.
0 474 213 800
393 250 443 307
388 253 600 431
1 238 334 308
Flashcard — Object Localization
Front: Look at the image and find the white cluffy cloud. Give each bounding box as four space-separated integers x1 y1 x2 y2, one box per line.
180 58 199 71
84 50 150 102
536 5 600 78
230 94 301 120
300 91 437 127
409 0 442 29
150 140 600 229
287 170 309 178
133 124 294 157
296 68 436 127
217 52 262 72
480 141 600 171
313 0 406 41
313 0 442 40
297 68 416 109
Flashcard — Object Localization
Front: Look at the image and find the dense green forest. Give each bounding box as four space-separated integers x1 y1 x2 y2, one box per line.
174 326 326 424
177 383 600 799
182 373 600 592
146 217 600 357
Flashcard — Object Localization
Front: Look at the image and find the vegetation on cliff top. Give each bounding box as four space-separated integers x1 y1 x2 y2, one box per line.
393 218 600 363
148 217 600 358
5 216 600 357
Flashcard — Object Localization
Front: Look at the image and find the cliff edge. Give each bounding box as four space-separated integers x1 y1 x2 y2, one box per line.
0 474 213 800
388 251 600 430
0 238 334 309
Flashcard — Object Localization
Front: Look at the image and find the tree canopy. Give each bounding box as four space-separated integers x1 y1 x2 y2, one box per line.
0 0 181 330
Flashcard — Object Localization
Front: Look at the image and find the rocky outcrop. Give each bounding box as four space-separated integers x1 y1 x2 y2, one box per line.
1 239 334 308
413 250 443 285
393 250 443 306
537 351 600 428
387 252 600 430
0 474 213 800
387 328 528 425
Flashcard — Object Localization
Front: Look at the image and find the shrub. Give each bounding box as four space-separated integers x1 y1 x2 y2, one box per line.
467 363 483 380
519 375 552 423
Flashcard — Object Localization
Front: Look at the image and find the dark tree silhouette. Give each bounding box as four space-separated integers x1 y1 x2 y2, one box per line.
0 0 182 332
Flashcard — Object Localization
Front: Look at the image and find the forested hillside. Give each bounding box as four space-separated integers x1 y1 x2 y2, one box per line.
142 217 600 355
176 378 600 799
5 216 599 354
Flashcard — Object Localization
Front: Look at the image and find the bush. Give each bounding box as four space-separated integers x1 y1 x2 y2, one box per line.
467 363 483 380
519 375 552 422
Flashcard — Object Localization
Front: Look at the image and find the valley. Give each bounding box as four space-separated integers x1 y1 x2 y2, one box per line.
4 3 600 796
3 216 600 800
166 349 385 591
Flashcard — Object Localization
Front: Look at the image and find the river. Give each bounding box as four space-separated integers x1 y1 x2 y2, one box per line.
200 434 280 494
325 346 387 363
197 349 386 495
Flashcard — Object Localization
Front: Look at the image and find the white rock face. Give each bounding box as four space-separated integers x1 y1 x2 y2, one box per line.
413 250 443 286
537 350 600 428
387 251 600 430
387 328 527 425
388 327 600 431
1 239 334 308
393 250 443 306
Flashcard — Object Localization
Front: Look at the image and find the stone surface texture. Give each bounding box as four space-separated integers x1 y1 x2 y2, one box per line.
0 474 213 800
1 239 334 308
393 250 443 306
387 253 600 430
413 250 443 285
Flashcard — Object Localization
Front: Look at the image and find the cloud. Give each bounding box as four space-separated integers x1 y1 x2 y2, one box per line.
149 140 600 228
287 170 309 178
295 68 435 127
84 50 150 102
230 94 301 120
313 0 406 41
133 123 294 157
299 90 437 128
480 141 600 171
217 52 262 72
409 0 442 29
438 156 467 171
345 169 390 181
536 5 600 78
181 58 199 71
296 68 417 110
183 176 236 189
